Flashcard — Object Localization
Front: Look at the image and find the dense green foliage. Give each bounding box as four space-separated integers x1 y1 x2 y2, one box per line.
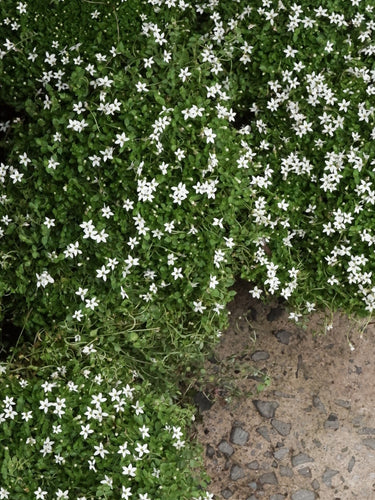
0 0 374 497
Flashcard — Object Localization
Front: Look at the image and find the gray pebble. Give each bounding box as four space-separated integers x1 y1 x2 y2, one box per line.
251 350 270 361
311 479 320 490
218 440 234 456
270 496 285 500
322 467 339 487
298 466 312 478
358 427 375 435
334 399 351 409
248 481 257 491
275 329 291 345
230 426 249 446
259 471 278 485
291 490 315 500
193 391 212 412
271 418 292 436
206 444 215 458
246 496 257 500
292 452 314 467
348 456 355 473
221 488 233 499
280 465 293 477
253 400 279 419
247 460 259 470
274 447 289 460
362 437 375 450
312 395 326 414
256 425 271 442
325 413 339 430
230 464 245 481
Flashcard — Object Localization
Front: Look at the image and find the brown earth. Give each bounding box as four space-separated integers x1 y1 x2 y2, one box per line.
195 280 375 500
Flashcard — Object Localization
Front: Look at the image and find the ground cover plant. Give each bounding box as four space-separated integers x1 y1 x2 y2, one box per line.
0 0 375 497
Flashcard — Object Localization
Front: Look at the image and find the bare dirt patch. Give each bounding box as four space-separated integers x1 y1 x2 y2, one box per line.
195 280 375 499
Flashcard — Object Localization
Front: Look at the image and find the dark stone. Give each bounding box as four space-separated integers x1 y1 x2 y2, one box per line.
312 395 326 414
218 440 234 456
259 471 278 485
355 365 362 374
292 453 314 467
230 464 245 481
247 460 259 470
206 444 215 458
311 479 320 490
256 426 271 442
334 399 351 409
253 400 279 419
271 419 291 436
322 468 339 487
267 307 284 321
230 426 249 446
221 488 233 499
362 438 375 450
248 481 257 491
274 447 289 460
280 465 293 477
298 467 312 478
275 330 291 345
251 350 270 362
291 490 315 500
193 391 212 412
348 456 355 473
325 413 339 430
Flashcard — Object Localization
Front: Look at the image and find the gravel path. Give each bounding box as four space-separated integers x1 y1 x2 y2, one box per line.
195 280 375 499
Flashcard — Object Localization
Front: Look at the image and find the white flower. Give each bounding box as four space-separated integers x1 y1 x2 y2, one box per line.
170 182 189 205
178 67 191 82
94 442 109 458
122 463 137 476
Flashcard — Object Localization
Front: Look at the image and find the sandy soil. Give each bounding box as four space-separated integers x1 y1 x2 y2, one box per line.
195 279 375 499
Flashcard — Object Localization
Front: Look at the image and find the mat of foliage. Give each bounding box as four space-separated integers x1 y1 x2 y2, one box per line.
0 0 374 498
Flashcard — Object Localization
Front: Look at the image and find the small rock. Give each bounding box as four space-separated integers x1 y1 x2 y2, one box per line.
348 456 355 473
193 391 213 412
274 447 289 461
355 365 362 374
253 400 279 419
267 307 284 321
259 472 278 485
251 350 270 361
292 453 314 467
218 440 234 457
221 488 233 499
298 467 312 478
312 395 326 414
247 460 259 470
291 490 315 500
311 479 320 490
206 444 215 458
275 330 291 345
256 426 271 442
325 413 339 430
280 465 293 477
334 399 351 409
230 464 245 481
271 419 292 436
248 481 257 491
270 495 285 500
358 427 375 435
230 426 249 446
362 438 375 450
246 496 257 500
322 468 339 487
